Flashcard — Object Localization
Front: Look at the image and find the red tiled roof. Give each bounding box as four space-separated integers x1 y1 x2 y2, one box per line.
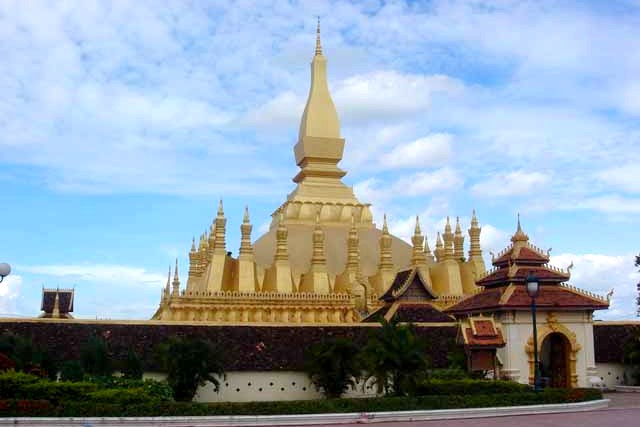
380 268 437 301
473 320 496 337
392 304 456 323
464 327 505 347
493 245 549 268
477 265 569 287
447 284 609 314
41 289 74 314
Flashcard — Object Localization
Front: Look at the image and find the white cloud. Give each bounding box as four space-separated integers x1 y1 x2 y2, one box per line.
0 275 22 315
480 224 510 257
572 195 640 214
334 71 463 123
471 171 551 197
381 133 453 169
597 164 640 194
242 91 303 128
395 168 463 196
20 264 165 287
620 81 640 116
551 253 640 320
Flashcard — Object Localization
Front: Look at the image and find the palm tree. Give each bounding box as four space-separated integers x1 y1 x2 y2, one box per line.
362 319 429 396
304 338 361 398
158 336 225 401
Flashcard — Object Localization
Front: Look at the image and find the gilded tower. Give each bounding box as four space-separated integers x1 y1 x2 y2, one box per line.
152 22 487 323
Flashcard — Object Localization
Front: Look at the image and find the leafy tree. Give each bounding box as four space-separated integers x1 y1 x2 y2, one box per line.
158 336 225 401
304 338 361 398
362 319 429 396
60 360 84 382
80 335 112 378
122 350 144 380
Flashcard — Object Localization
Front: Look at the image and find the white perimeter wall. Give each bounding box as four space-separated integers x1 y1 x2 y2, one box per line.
144 371 379 402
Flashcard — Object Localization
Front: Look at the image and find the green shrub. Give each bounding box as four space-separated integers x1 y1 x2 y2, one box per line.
416 379 530 396
0 371 40 398
80 335 112 378
361 319 429 396
87 388 160 405
304 338 361 398
121 350 144 380
91 377 173 401
157 336 225 401
19 381 97 405
427 368 470 380
0 388 603 417
60 360 84 382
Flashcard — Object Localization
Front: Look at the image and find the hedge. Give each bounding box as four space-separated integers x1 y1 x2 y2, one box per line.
0 389 603 417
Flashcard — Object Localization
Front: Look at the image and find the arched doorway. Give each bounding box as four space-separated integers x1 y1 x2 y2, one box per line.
540 332 571 388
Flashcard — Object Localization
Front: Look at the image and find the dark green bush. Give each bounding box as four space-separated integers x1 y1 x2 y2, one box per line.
19 381 98 405
427 368 470 380
304 338 361 398
87 388 160 405
121 350 144 380
416 379 530 396
0 388 603 417
91 377 173 401
0 371 39 398
157 336 225 401
59 360 84 382
80 335 112 378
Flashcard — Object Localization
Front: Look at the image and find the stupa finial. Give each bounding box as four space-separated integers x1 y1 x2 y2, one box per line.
243 205 250 223
217 199 224 216
382 214 389 234
414 215 421 234
511 213 529 243
315 16 322 56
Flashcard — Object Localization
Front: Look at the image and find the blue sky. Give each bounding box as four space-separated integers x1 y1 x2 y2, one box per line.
1 0 639 320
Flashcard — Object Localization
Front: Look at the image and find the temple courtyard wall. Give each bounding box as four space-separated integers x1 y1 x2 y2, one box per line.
0 318 638 401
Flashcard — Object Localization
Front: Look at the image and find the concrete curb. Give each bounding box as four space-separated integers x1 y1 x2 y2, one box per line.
0 399 610 426
614 385 640 393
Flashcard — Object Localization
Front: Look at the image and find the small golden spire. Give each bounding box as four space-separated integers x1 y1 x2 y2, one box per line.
455 216 462 234
315 16 322 56
414 215 422 235
511 213 529 243
445 216 452 233
191 237 196 252
174 258 179 280
243 205 250 223
382 214 389 234
217 199 224 216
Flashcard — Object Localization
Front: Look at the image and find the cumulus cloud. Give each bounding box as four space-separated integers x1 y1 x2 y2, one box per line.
471 171 551 197
381 133 453 169
20 264 164 287
571 195 640 214
597 164 640 194
551 253 639 320
0 275 22 315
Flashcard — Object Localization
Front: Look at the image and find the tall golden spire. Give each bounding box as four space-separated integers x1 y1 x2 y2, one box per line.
411 216 427 267
172 258 180 296
435 232 444 262
468 209 482 259
213 199 226 253
379 214 393 270
239 206 253 256
236 206 257 293
453 216 465 260
274 210 289 262
164 266 171 299
315 16 322 56
443 217 454 261
345 213 360 272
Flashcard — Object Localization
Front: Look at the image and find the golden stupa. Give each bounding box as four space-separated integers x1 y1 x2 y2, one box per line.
152 22 486 323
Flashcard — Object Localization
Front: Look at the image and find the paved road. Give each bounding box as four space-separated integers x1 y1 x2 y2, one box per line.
281 392 640 427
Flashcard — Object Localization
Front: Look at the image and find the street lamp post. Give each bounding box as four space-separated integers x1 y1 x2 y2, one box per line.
0 263 10 283
526 273 542 392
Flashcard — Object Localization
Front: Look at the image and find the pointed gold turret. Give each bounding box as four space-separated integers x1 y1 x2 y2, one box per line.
164 266 171 299
236 206 258 292
263 210 294 293
467 209 486 284
443 217 454 261
205 199 233 291
453 216 465 261
335 213 365 297
369 214 395 296
423 229 434 263
435 232 444 262
511 213 529 246
411 216 428 268
299 211 331 294
172 259 180 296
